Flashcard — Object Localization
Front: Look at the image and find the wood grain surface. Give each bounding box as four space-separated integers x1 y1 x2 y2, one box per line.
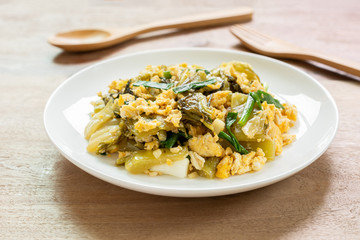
1 0 359 239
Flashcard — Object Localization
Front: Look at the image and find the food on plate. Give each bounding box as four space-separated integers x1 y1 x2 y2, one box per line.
84 61 297 179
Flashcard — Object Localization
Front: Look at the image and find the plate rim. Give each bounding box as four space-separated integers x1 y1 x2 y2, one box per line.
43 47 339 197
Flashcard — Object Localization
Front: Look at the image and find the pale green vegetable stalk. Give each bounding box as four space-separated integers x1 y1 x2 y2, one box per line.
123 147 189 174
84 100 114 140
87 125 121 154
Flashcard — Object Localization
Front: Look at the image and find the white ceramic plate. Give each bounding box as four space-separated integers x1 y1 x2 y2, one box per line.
44 48 338 197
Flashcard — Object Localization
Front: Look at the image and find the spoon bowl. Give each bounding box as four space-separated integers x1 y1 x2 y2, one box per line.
54 30 112 44
48 7 253 52
48 29 119 52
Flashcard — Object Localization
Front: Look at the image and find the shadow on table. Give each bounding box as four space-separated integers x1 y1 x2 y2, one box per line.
54 151 332 240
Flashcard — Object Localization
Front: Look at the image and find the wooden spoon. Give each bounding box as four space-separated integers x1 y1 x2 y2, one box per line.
49 7 253 52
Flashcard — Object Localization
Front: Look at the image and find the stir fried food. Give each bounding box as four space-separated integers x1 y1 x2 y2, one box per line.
84 62 297 179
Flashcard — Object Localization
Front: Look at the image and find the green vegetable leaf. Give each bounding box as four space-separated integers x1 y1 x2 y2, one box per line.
132 80 173 90
256 90 284 109
177 92 213 123
238 95 255 127
163 71 172 79
160 132 179 149
173 79 216 94
178 131 192 140
160 131 191 149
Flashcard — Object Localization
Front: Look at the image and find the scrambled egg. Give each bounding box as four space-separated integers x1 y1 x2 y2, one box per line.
216 148 266 179
134 118 161 132
262 101 297 156
188 133 225 157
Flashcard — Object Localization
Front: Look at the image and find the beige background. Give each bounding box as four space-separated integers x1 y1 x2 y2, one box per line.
1 0 359 239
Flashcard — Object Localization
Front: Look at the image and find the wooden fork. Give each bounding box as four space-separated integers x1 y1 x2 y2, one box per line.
230 25 360 77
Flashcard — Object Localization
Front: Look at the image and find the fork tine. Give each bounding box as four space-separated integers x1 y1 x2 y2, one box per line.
231 25 271 44
230 25 260 43
234 25 273 41
230 25 271 46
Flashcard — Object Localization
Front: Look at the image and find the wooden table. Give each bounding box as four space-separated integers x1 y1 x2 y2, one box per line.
1 0 360 239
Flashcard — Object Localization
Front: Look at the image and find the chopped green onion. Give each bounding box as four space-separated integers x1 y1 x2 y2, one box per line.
237 89 284 127
163 71 172 79
225 112 238 132
250 92 263 110
132 80 173 90
173 79 216 94
219 112 248 154
219 131 248 155
218 131 233 144
238 95 255 126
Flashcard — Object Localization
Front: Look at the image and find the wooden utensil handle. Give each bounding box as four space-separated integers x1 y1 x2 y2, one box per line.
137 7 253 34
303 52 360 77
